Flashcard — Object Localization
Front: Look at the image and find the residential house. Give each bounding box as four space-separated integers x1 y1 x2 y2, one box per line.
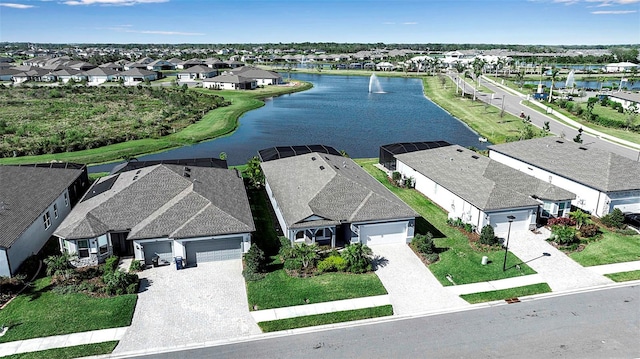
146 59 175 71
603 62 640 73
260 145 418 248
385 142 575 236
226 66 283 85
177 58 203 69
83 67 120 85
607 92 640 112
0 163 89 277
118 68 158 84
376 62 396 71
54 160 255 267
488 137 640 216
177 65 218 81
51 68 86 83
99 62 124 71
202 74 257 90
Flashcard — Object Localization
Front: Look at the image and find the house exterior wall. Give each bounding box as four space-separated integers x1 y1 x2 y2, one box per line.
264 180 291 240
489 151 606 216
354 219 414 245
609 96 639 112
607 190 640 213
0 250 9 277
132 233 251 264
3 190 73 276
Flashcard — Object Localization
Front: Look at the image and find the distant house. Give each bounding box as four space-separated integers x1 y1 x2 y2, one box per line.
226 66 283 85
177 58 204 70
376 62 396 71
202 74 257 90
603 62 640 73
118 68 158 84
203 57 227 69
99 62 124 71
260 145 418 247
83 67 120 85
146 59 175 71
123 62 149 71
0 163 89 277
225 60 245 68
50 68 86 83
385 142 575 236
489 137 640 216
54 160 255 267
177 65 218 81
0 67 21 81
607 92 640 112
11 67 50 83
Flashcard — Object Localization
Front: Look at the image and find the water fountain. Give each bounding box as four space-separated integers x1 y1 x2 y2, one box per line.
368 74 384 93
565 70 575 89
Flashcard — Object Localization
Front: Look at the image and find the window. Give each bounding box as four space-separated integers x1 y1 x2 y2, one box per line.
64 192 69 207
98 236 109 255
43 211 51 229
557 202 566 217
53 204 58 218
78 240 89 258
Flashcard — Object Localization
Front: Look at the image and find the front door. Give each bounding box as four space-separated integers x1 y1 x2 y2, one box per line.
111 232 134 256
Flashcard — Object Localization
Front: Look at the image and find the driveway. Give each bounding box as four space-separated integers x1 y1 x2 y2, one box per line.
113 260 260 354
506 228 613 292
372 244 468 315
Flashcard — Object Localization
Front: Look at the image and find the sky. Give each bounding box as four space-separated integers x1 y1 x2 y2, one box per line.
0 0 638 45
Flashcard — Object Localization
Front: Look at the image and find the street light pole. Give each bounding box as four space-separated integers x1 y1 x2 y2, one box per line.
502 215 516 272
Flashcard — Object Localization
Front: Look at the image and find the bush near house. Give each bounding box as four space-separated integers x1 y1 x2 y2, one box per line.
243 245 267 281
479 225 499 246
547 217 576 227
279 242 374 277
411 232 439 263
600 208 626 229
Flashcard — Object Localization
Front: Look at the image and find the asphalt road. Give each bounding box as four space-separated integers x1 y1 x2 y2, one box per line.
132 285 640 359
458 75 640 162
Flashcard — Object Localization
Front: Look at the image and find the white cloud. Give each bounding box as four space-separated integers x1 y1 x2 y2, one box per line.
64 0 168 6
0 3 35 8
591 9 637 13
105 26 203 36
402 22 418 25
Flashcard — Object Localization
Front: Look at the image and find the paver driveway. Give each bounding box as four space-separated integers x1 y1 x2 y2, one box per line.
113 260 260 354
372 244 468 315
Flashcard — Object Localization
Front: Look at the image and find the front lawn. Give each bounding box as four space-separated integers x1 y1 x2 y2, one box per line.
246 270 387 310
358 159 536 286
569 229 640 266
2 341 118 359
460 283 552 304
258 305 393 332
0 278 136 343
605 270 640 282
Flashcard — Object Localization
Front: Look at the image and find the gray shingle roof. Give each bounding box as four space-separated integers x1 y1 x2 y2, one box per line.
54 164 254 240
203 74 254 84
261 153 418 229
395 145 575 211
488 137 640 192
0 165 85 248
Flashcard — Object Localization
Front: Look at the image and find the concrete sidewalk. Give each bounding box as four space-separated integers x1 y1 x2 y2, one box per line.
0 327 127 357
251 295 390 322
445 274 546 296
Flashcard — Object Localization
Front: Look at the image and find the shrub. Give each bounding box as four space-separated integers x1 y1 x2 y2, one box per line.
129 260 144 272
424 253 439 263
579 224 600 238
341 243 373 274
103 256 120 275
102 270 139 296
412 233 436 254
391 171 402 185
601 208 625 229
479 225 498 246
244 245 266 274
550 225 577 245
283 257 303 272
547 217 576 227
317 255 347 273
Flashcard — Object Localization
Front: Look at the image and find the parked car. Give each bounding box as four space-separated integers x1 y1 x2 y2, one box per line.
623 213 640 229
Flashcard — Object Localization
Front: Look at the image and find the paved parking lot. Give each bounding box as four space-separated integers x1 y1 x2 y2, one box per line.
113 260 260 354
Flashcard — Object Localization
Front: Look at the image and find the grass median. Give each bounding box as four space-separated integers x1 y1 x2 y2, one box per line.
605 270 640 282
258 305 394 332
357 158 536 286
2 341 118 359
460 283 552 304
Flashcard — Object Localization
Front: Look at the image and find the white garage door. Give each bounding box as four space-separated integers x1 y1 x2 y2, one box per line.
359 222 408 246
610 198 640 214
491 210 531 237
142 241 173 265
185 238 242 265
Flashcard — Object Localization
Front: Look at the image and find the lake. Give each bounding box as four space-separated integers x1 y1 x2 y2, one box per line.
90 74 487 172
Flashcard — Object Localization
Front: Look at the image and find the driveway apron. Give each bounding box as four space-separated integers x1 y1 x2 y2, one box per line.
113 260 260 354
506 228 613 292
372 244 468 315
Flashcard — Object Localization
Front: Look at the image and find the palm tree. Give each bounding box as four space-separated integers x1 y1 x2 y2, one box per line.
548 66 560 103
569 209 591 230
243 156 264 189
341 243 373 274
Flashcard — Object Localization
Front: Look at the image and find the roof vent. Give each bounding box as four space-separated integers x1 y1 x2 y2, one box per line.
578 147 588 151
135 170 141 174
334 165 340 170
183 172 190 178
311 156 316 161
556 140 564 144
183 166 191 177
456 149 463 152
319 166 325 170
133 176 138 180
471 155 479 159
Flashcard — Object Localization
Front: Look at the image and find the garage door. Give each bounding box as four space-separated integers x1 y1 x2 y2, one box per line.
142 241 173 265
491 210 531 237
359 222 408 246
610 198 640 214
185 238 242 265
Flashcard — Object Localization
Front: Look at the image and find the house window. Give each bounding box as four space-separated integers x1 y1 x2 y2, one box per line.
98 236 109 255
43 211 51 229
53 204 58 218
64 192 69 207
77 240 90 258
557 202 566 217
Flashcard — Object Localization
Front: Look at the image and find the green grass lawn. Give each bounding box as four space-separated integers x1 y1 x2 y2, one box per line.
421 76 534 144
258 305 393 332
246 270 387 310
569 229 640 266
2 341 118 359
460 283 552 304
605 270 640 282
0 278 136 343
357 159 536 286
0 81 311 166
